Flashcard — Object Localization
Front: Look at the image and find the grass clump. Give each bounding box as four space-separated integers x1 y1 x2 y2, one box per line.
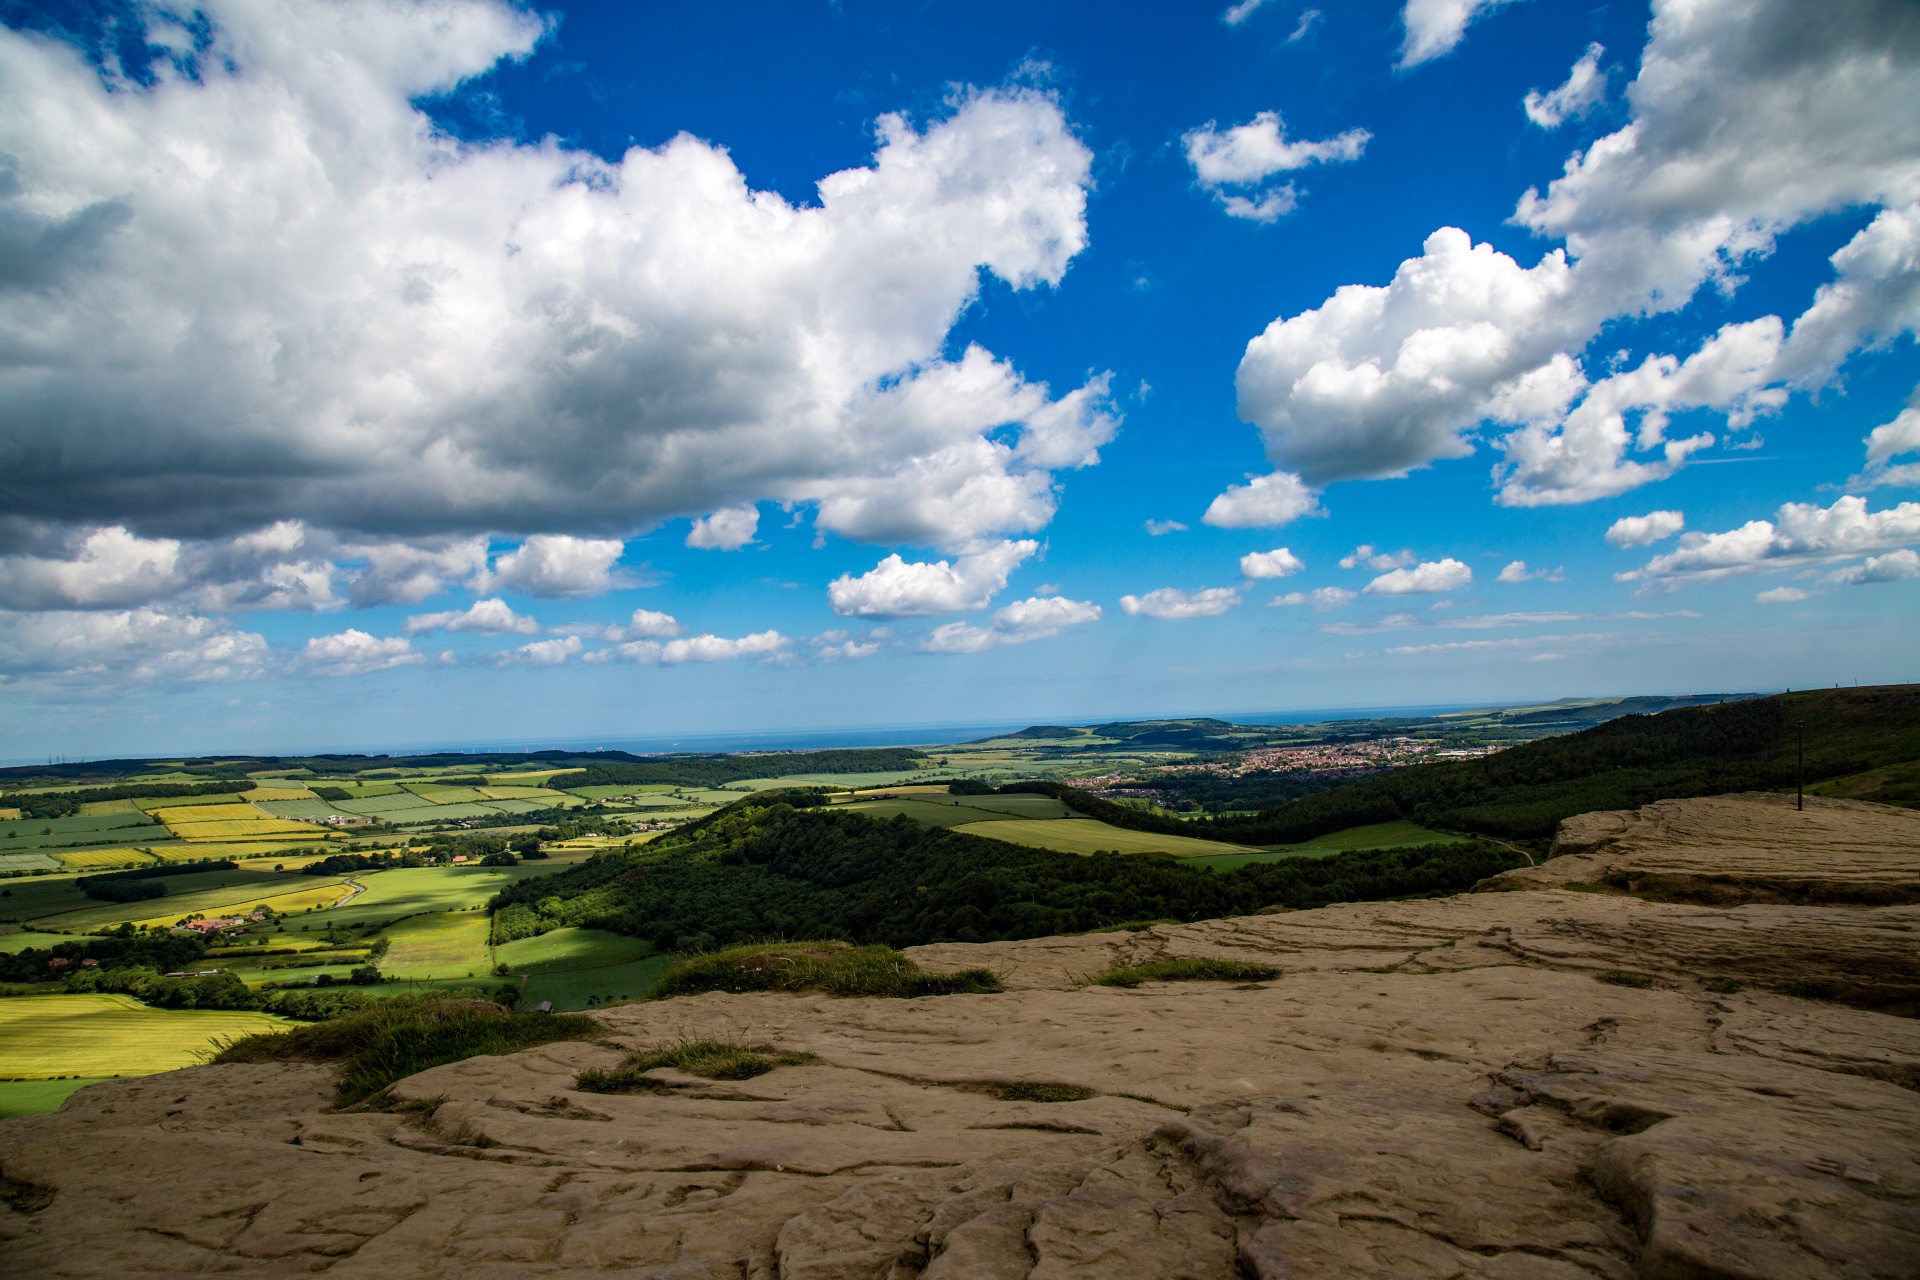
651 942 1000 1000
1703 977 1745 994
212 994 599 1106
996 1082 1096 1102
575 1038 819 1092
1091 957 1280 988
1598 969 1655 989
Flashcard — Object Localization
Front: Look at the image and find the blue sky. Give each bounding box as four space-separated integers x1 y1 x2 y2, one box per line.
0 0 1916 759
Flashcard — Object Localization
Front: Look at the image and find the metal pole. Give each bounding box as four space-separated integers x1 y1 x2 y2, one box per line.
1797 720 1805 811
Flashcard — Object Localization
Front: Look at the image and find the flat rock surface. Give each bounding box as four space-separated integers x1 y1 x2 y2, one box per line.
3 794 1918 1278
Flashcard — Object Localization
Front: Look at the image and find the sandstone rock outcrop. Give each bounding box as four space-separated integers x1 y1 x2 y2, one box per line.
2 792 1916 1277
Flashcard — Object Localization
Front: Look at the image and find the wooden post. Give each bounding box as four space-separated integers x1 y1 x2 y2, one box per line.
1797 720 1805 811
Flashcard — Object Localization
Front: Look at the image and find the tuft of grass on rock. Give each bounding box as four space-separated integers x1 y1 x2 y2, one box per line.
212 994 600 1107
1090 957 1280 988
1703 977 1745 994
575 1039 819 1092
1598 969 1655 989
996 1082 1096 1102
651 942 1000 1000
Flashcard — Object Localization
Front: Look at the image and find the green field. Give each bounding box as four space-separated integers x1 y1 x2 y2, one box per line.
953 817 1260 857
0 810 176 852
0 1077 112 1117
10 868 348 932
521 955 675 1011
381 909 493 979
0 931 75 954
1179 822 1459 872
0 994 290 1078
496 926 655 973
312 863 574 930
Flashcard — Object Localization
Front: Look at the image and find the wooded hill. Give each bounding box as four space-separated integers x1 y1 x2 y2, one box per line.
489 796 1523 950
1027 685 1920 846
550 748 929 790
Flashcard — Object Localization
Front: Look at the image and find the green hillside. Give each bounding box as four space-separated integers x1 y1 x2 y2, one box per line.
489 794 1522 949
1012 685 1920 846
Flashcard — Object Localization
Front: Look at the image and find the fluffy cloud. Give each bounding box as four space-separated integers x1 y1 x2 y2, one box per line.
1239 548 1305 579
828 540 1036 618
1202 473 1320 528
0 5 1103 560
1828 548 1920 584
591 631 789 665
685 507 759 551
482 536 626 599
1621 496 1920 587
1399 0 1525 68
1183 112 1368 223
0 522 344 613
404 598 539 636
1119 587 1241 619
923 595 1101 652
1144 520 1188 536
301 630 422 677
501 635 582 665
1853 397 1920 490
1339 545 1413 571
602 609 683 641
1271 586 1356 610
1756 587 1811 604
1606 510 1686 547
1235 0 1920 508
0 608 270 682
1524 44 1607 129
1496 560 1559 583
1364 558 1472 595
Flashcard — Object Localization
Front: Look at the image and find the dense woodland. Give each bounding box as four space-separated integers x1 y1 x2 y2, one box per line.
490 798 1522 950
553 748 928 790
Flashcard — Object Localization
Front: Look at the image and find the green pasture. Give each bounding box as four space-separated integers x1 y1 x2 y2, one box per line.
1807 758 1920 807
0 931 74 953
735 769 931 790
308 863 568 930
1179 822 1460 873
381 909 493 979
836 798 1020 828
13 868 339 932
334 791 440 816
0 853 60 873
76 798 143 817
255 798 354 820
133 794 247 811
496 926 655 974
0 1076 112 1117
522 954 675 1012
953 817 1260 857
0 811 176 852
0 994 290 1079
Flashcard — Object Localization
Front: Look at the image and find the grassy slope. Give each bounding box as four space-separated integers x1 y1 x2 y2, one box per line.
953 818 1260 857
0 993 289 1078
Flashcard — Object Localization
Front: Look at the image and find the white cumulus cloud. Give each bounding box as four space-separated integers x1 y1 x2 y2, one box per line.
923 595 1102 652
828 540 1036 618
1828 548 1920 584
1606 510 1686 547
1496 560 1559 583
404 598 539 636
484 537 626 599
1271 586 1356 610
602 609 684 642
1339 545 1414 571
1524 44 1608 128
1852 396 1920 490
1184 112 1369 223
301 630 421 678
686 507 760 551
0 3 1105 565
0 608 270 682
501 635 582 665
1240 548 1305 579
1202 473 1321 528
1365 558 1472 595
1119 587 1241 619
591 630 789 666
1756 587 1812 604
1621 496 1920 587
1399 0 1526 68
1236 0 1920 508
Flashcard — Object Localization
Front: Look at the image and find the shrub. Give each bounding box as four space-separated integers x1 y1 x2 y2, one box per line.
651 941 1000 1000
1598 969 1654 988
213 994 600 1105
996 1082 1096 1102
1090 958 1280 988
574 1039 818 1092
